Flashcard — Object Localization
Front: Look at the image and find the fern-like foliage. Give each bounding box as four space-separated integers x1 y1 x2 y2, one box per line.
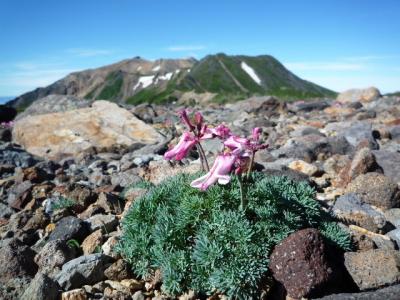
117 172 350 299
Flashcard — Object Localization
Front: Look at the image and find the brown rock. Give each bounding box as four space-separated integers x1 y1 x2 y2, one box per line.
104 259 132 281
337 87 381 103
61 288 87 300
337 148 383 187
344 249 400 290
22 166 50 183
81 229 104 255
269 228 333 299
7 180 33 210
346 172 400 209
97 192 125 215
120 279 144 293
288 160 318 176
66 184 98 213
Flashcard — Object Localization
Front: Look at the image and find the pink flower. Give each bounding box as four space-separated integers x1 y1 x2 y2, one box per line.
179 109 195 131
164 132 197 160
224 135 250 155
190 153 237 190
252 127 262 141
208 124 231 139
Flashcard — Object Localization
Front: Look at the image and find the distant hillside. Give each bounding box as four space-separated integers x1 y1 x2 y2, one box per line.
176 54 336 102
385 91 400 97
8 53 336 110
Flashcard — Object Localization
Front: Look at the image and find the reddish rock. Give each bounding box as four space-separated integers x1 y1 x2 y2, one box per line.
22 166 50 183
7 180 33 210
269 228 334 299
337 148 383 187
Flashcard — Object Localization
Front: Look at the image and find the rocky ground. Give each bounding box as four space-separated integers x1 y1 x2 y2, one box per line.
1 87 400 299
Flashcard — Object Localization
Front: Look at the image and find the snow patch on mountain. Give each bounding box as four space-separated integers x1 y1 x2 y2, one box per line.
133 75 155 90
152 65 161 72
241 61 261 85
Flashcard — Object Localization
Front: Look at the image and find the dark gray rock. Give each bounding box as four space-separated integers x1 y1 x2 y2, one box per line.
20 273 60 300
0 143 38 168
386 229 400 248
372 150 400 184
55 253 112 290
272 134 331 162
35 239 77 276
389 125 400 140
0 238 37 283
288 100 330 112
0 128 11 142
48 216 88 242
0 276 31 300
341 121 379 149
315 284 400 300
15 94 90 121
384 208 400 228
333 193 391 233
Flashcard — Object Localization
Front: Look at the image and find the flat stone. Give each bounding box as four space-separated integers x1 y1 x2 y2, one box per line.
35 239 77 276
384 208 400 228
333 193 391 233
55 253 112 290
20 273 60 300
372 150 400 184
315 284 400 300
85 214 118 233
344 249 400 290
346 172 400 209
48 216 89 242
288 160 318 176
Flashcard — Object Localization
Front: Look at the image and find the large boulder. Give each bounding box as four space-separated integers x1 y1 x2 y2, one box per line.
12 100 163 160
337 87 381 103
15 94 90 120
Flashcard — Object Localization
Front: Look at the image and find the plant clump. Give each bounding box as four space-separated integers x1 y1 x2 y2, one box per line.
118 172 351 299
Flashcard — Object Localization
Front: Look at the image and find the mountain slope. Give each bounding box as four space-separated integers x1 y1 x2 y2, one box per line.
8 57 195 110
177 54 336 100
8 54 336 110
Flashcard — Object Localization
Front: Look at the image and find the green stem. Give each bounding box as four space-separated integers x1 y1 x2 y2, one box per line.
196 144 205 172
197 143 210 172
246 151 255 180
238 175 246 211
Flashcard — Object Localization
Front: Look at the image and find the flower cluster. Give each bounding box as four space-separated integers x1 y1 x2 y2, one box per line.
0 121 14 129
164 109 268 191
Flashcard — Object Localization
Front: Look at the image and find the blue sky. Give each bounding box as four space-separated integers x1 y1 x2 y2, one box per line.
0 0 399 97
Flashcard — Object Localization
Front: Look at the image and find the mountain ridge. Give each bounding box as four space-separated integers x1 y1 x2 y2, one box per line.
7 53 336 110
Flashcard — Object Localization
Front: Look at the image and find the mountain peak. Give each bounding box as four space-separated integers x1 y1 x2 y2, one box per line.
7 54 336 110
